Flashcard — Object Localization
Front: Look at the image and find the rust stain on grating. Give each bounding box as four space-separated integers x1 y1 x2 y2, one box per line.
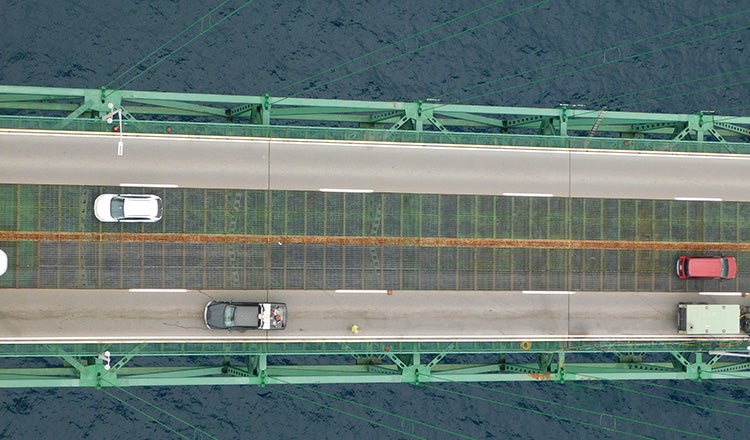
0 231 746 251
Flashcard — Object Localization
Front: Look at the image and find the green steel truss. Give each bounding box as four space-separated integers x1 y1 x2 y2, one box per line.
0 85 748 145
0 340 748 388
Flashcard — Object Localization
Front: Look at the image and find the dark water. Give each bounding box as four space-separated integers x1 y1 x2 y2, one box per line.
1 0 749 438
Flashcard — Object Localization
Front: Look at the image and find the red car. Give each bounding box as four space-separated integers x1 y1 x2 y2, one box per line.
676 255 737 280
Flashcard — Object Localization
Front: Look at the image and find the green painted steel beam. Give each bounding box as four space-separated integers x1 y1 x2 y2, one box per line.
119 366 224 379
0 85 747 142
0 102 80 112
435 116 511 128
0 357 748 388
126 98 227 118
0 93 78 103
1 340 748 358
0 341 748 388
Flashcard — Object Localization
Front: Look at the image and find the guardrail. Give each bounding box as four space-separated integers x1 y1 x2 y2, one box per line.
1 115 747 154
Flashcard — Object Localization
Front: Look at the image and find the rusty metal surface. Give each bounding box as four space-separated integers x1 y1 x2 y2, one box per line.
1 230 748 251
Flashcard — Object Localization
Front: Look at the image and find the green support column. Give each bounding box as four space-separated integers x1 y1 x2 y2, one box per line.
80 362 117 388
558 105 568 136
261 93 271 125
258 352 268 386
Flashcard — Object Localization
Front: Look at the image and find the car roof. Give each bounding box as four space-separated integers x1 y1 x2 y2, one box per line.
686 256 732 277
122 196 160 217
232 304 262 327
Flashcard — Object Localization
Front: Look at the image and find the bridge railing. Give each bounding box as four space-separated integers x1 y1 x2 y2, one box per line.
0 115 747 154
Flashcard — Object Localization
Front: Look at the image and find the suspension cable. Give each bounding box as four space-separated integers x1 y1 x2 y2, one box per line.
105 0 233 90
270 387 430 440
421 383 653 439
436 9 750 102
422 375 718 439
452 24 748 106
272 0 550 105
274 378 476 439
99 389 203 440
573 380 750 420
101 376 220 440
270 0 508 96
105 0 256 97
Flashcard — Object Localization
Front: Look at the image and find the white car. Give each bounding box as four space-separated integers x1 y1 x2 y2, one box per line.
94 194 163 222
0 249 7 276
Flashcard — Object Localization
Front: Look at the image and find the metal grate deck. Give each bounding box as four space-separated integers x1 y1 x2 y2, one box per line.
0 184 747 291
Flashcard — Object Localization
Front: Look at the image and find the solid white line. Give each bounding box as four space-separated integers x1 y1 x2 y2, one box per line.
120 183 179 188
128 289 188 293
320 188 374 193
522 290 576 295
502 192 554 197
335 289 389 294
675 197 722 202
699 292 747 296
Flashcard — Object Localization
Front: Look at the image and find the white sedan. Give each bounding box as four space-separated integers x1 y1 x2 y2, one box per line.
0 249 7 276
94 194 163 222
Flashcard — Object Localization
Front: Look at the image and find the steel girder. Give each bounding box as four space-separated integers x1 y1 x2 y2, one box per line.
0 341 748 388
0 85 748 142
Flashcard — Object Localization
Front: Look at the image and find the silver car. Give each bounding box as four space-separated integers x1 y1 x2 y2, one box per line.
94 194 162 222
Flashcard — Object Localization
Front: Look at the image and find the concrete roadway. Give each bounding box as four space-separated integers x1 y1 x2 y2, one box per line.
3 130 750 344
0 289 747 344
2 130 750 201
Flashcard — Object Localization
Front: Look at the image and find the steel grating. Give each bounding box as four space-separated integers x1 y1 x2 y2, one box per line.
0 184 748 291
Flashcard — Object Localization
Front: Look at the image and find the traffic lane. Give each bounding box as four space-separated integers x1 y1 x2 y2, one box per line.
0 289 571 341
0 289 212 340
0 131 269 189
0 131 573 196
569 150 750 200
5 130 750 201
269 140 569 196
568 291 682 336
2 289 745 343
272 290 571 339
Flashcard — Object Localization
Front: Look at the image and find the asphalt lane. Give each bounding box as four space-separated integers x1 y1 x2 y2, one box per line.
1 289 747 343
3 130 750 200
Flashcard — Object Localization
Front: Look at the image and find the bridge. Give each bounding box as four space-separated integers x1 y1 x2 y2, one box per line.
1 85 750 388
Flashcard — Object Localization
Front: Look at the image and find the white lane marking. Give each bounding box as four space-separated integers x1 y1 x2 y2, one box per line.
503 192 554 197
675 197 722 202
319 188 374 193
522 290 576 295
120 183 179 188
128 289 188 293
699 292 747 296
335 289 390 294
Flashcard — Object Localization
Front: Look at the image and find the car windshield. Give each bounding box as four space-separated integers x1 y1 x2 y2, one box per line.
110 198 125 218
223 304 236 327
721 259 728 278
